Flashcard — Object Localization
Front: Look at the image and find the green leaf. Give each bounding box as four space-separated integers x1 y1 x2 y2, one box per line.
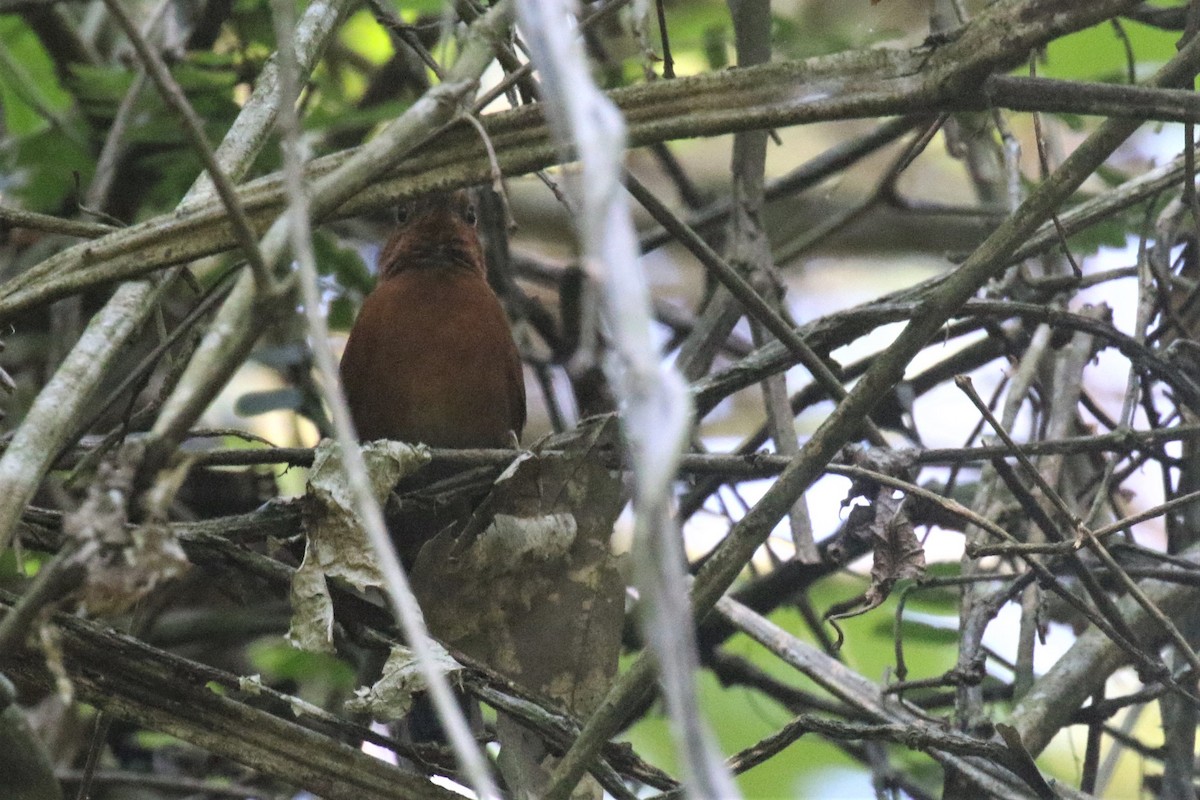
313 229 373 290
340 8 394 66
304 98 411 143
0 127 92 213
230 0 278 56
702 25 728 71
133 730 188 749
1067 213 1139 254
1041 18 1179 82
877 616 960 646
68 62 238 146
0 18 74 137
663 0 730 51
328 295 356 332
248 637 356 689
394 0 447 18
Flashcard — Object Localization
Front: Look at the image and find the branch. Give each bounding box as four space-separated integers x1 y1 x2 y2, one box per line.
1010 543 1200 755
515 0 730 795
0 596 460 800
0 0 356 555
987 75 1200 124
0 0 1146 317
545 3 1200 790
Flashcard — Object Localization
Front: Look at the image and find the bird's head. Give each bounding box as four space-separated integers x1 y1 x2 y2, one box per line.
377 190 485 279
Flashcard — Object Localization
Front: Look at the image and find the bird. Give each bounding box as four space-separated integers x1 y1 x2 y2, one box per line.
340 190 526 568
340 190 526 450
339 191 525 742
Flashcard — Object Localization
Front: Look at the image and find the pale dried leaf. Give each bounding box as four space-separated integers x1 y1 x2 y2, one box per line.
70 450 190 616
285 563 335 654
412 416 626 715
288 439 429 652
345 643 463 720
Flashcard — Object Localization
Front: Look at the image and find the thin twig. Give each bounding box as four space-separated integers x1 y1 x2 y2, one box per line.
0 205 115 239
102 0 273 293
624 171 887 448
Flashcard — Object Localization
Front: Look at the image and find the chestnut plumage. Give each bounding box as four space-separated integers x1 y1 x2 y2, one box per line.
340 191 526 449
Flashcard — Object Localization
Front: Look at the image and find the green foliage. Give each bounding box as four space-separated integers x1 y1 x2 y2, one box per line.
902 563 962 613
314 229 372 331
248 638 357 702
1042 18 1181 82
877 615 959 647
69 61 240 140
0 545 51 580
328 294 357 331
304 98 412 145
0 22 90 212
1066 209 1144 254
230 0 279 59
770 14 857 61
0 128 92 214
340 9 394 65
0 19 73 136
623 661 859 796
623 572 960 795
702 25 728 71
314 229 372 290
660 1 730 58
67 61 242 210
410 0 449 15
816 573 959 682
133 729 190 750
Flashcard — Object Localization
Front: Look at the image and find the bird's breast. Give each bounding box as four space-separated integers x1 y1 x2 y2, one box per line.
340 270 525 448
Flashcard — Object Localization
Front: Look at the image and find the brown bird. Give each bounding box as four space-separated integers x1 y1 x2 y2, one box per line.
340 191 526 451
340 192 524 741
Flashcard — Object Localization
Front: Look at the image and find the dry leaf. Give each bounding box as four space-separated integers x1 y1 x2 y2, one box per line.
346 643 463 720
67 447 189 617
288 439 430 652
411 416 626 716
825 449 925 644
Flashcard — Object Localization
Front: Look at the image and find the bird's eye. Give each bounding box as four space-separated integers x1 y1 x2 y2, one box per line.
395 204 412 225
464 205 477 226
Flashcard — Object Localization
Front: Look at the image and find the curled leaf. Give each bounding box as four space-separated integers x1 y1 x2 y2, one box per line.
825 476 925 647
287 439 430 652
345 643 463 720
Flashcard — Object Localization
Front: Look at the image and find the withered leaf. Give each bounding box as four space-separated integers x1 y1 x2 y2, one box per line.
69 447 189 617
411 416 626 716
347 643 462 720
288 439 430 653
825 483 925 645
